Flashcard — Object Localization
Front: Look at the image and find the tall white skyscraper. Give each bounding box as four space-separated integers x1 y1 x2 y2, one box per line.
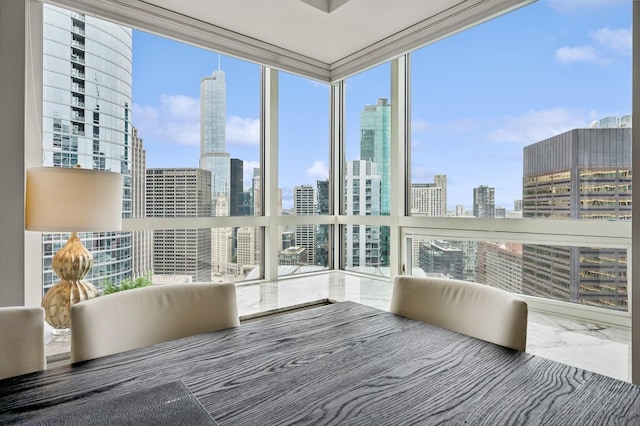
42 5 133 292
200 69 230 215
344 160 382 269
131 127 153 278
293 185 318 265
411 183 443 217
211 194 231 276
434 174 447 216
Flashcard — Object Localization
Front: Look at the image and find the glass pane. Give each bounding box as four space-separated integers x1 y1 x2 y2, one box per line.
133 32 262 283
43 5 133 293
407 235 629 311
278 72 331 276
410 1 631 220
343 63 391 275
42 4 263 295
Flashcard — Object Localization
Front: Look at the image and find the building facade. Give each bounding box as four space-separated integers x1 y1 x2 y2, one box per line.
293 185 317 265
476 242 522 293
211 194 232 277
434 174 447 216
522 117 631 310
316 179 330 268
344 160 382 269
200 69 230 215
42 5 133 293
278 246 308 266
146 168 212 282
418 240 464 280
473 185 495 218
360 98 390 266
411 183 443 217
130 127 153 278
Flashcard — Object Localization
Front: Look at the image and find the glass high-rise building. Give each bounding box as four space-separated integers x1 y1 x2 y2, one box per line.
200 69 230 215
360 98 390 215
522 118 631 310
230 158 244 217
360 98 390 266
42 5 133 293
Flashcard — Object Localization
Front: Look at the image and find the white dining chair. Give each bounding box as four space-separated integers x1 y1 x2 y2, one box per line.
71 282 239 363
390 276 528 351
0 306 46 379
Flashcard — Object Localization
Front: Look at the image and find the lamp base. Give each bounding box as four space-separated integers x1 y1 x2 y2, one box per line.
43 232 98 330
41 280 99 330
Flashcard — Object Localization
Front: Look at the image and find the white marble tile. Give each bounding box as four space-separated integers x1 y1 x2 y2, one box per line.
236 272 632 383
527 311 630 382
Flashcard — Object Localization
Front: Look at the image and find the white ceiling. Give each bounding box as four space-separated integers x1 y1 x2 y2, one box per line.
145 0 464 65
55 0 535 82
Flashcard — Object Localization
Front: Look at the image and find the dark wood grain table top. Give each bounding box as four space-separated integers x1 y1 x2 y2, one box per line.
1 301 639 425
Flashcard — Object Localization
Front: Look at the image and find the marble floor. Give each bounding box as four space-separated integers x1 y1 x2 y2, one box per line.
45 271 632 382
235 272 633 383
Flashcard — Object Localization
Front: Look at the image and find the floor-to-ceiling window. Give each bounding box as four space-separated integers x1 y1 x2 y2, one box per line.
342 63 392 277
278 71 331 277
407 0 632 313
41 4 264 290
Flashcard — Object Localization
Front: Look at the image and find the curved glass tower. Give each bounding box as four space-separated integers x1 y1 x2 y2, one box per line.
42 5 133 293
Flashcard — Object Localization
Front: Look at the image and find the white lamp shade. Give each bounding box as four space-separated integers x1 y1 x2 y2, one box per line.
25 167 123 232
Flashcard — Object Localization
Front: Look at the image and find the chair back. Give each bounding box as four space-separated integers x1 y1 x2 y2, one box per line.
0 307 45 379
71 282 239 362
390 276 528 351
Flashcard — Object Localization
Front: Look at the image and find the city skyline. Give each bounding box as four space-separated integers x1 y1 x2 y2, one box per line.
35 0 633 309
130 0 631 211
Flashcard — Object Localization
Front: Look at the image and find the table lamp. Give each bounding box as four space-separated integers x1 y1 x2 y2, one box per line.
25 166 123 331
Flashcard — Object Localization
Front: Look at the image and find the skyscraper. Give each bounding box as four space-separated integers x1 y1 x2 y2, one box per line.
42 5 133 292
230 158 244 217
345 160 382 269
211 194 231 276
434 174 447 216
522 118 631 310
130 127 153 278
409 182 442 273
360 98 390 214
473 185 495 218
316 179 330 267
476 242 522 293
293 185 317 265
411 183 443 217
360 98 391 266
200 69 230 215
236 227 257 273
146 168 212 282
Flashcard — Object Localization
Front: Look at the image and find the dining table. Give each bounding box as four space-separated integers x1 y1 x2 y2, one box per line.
1 300 640 425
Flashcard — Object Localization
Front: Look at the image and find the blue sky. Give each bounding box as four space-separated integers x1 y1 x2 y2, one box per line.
131 0 631 211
